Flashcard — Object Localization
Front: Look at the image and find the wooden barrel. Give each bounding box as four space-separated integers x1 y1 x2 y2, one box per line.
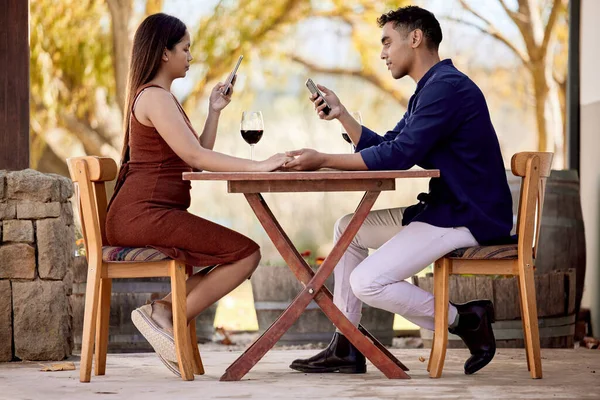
71 258 217 352
251 266 395 346
414 270 577 348
507 169 586 312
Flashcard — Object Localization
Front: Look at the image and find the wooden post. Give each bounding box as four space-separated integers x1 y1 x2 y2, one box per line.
0 0 30 170
567 0 581 172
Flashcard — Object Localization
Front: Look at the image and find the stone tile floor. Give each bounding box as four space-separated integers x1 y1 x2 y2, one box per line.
0 347 598 400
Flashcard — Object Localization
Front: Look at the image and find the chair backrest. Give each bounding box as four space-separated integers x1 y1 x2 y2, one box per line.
510 152 553 261
67 156 118 263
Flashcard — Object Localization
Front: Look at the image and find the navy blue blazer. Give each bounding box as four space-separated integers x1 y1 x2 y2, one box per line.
356 59 513 245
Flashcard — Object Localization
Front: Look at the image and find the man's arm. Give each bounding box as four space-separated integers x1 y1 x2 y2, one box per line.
359 82 460 170
354 116 407 152
337 108 363 144
285 149 368 170
310 83 406 148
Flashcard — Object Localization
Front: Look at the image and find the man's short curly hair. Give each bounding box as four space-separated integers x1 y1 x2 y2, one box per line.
377 6 442 50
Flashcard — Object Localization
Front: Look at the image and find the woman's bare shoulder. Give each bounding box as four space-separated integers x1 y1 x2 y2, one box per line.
137 86 173 106
135 87 178 122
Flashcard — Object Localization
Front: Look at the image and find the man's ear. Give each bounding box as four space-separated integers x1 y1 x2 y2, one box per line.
411 29 424 49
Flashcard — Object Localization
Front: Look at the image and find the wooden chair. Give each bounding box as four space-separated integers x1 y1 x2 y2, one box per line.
427 152 553 379
67 156 204 382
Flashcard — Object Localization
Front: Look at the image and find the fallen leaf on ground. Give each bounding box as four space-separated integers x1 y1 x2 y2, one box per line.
215 326 234 345
582 337 599 349
40 362 76 372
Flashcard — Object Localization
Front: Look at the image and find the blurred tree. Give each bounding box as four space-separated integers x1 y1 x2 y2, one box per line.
182 0 312 110
30 0 117 171
106 0 134 112
32 0 496 174
106 0 164 111
30 0 314 173
289 0 410 107
449 0 568 164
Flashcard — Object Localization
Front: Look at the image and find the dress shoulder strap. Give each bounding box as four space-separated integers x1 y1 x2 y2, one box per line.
131 83 166 113
129 83 198 138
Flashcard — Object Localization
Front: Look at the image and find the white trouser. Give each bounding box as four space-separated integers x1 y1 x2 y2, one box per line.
332 207 479 331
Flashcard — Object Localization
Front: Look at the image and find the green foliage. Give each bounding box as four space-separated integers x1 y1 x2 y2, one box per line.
183 0 312 109
30 0 115 163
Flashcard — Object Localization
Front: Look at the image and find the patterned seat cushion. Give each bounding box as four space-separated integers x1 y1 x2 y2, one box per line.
446 244 518 260
102 246 171 262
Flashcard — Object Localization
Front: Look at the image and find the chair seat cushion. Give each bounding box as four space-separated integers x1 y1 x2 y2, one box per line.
102 246 170 262
446 244 518 260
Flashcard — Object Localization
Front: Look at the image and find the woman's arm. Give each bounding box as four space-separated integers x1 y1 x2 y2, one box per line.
198 81 231 150
199 109 221 150
136 88 289 172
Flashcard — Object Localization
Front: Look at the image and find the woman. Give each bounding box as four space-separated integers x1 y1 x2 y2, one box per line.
105 13 291 376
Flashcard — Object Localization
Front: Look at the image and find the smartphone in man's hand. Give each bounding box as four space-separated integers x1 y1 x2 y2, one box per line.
305 78 331 115
222 55 243 96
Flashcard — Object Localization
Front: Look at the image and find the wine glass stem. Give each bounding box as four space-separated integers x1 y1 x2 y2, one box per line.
251 144 254 161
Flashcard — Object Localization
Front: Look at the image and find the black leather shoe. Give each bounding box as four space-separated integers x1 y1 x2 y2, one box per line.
449 299 496 375
289 332 366 373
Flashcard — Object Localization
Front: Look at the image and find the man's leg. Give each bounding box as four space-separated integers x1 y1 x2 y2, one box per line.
349 222 497 374
348 222 478 330
290 208 405 373
332 208 406 327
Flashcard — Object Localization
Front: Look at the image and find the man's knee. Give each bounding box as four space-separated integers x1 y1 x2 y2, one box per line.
349 268 379 301
333 213 353 240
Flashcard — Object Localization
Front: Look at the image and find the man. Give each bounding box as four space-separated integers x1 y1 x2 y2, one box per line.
285 6 513 375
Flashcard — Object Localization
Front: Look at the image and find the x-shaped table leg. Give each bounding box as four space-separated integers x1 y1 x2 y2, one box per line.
220 191 410 381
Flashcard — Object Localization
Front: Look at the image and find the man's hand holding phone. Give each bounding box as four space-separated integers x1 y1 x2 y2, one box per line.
306 81 344 120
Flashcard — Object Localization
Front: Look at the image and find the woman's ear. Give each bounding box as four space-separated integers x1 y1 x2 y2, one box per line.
162 49 169 62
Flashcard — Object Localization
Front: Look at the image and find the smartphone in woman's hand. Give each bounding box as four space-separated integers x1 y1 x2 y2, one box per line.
222 55 243 95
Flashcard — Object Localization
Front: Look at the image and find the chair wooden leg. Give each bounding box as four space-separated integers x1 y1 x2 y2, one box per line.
429 258 451 378
184 265 205 375
79 257 103 383
427 333 435 372
189 319 205 375
94 278 112 376
170 261 194 381
517 276 531 372
518 261 543 378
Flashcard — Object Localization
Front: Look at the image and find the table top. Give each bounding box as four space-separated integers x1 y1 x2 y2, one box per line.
183 169 440 181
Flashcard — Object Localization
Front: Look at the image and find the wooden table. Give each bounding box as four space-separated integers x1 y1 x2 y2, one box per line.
183 170 440 381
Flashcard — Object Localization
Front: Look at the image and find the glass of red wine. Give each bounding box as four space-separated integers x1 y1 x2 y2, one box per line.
341 111 362 153
240 111 264 160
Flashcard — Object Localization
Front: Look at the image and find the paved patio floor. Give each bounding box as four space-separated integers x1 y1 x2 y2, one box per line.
0 348 598 399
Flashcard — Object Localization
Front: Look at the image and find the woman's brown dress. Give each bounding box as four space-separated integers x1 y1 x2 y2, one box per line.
105 83 259 266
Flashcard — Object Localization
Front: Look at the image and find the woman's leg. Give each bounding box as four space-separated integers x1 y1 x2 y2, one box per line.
155 249 261 325
183 249 260 322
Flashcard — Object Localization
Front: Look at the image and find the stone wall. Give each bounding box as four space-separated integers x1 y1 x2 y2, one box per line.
0 169 75 361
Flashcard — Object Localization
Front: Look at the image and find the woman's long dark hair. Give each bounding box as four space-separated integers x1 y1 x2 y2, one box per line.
120 13 187 165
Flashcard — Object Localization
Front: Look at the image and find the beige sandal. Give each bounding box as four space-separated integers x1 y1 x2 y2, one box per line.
131 303 178 363
157 353 181 377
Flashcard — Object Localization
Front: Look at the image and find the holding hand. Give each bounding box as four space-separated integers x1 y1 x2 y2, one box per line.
256 153 295 172
284 149 325 171
310 84 344 120
209 76 236 113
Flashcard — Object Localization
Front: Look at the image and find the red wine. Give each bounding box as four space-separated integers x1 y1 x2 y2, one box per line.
241 129 263 145
341 133 352 144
